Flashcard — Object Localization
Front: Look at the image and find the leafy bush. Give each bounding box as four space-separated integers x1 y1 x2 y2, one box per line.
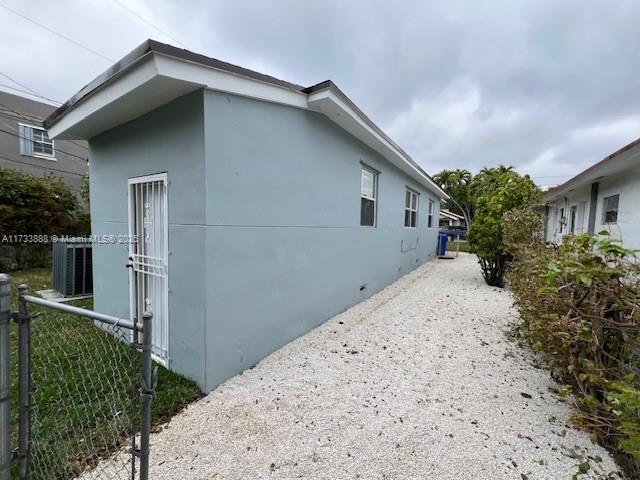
506 216 640 477
0 167 89 270
467 171 539 287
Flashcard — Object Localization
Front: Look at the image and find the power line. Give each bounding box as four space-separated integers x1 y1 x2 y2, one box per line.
111 0 186 47
0 83 62 104
0 72 62 105
0 3 115 63
530 174 575 179
0 102 89 151
0 153 87 179
0 103 44 125
0 127 89 162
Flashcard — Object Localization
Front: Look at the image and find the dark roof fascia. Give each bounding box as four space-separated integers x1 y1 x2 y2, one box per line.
544 136 640 200
304 81 447 198
44 40 155 129
44 40 447 198
44 39 305 129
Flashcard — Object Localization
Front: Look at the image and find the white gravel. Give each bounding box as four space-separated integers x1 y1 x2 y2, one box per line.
86 253 622 479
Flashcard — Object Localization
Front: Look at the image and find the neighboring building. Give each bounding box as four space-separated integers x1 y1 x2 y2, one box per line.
0 90 88 194
543 137 640 250
44 40 448 392
439 209 465 228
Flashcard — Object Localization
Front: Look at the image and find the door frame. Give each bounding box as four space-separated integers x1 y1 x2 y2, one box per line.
127 172 169 366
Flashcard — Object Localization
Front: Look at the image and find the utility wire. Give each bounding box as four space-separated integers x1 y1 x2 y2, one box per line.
0 153 87 179
0 2 115 63
530 174 575 179
0 127 89 162
111 0 186 47
0 72 62 105
0 103 89 151
0 83 63 104
0 103 45 125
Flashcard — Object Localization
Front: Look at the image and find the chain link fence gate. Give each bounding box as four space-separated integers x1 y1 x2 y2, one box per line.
0 274 155 480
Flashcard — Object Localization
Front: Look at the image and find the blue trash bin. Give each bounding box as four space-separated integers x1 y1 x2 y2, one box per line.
438 232 448 256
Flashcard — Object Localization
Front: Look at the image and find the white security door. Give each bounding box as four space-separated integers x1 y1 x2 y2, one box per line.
128 173 169 365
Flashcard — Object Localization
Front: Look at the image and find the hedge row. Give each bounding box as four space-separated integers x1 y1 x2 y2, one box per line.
0 167 89 271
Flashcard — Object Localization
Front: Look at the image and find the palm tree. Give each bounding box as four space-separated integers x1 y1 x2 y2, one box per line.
472 165 515 197
433 168 474 226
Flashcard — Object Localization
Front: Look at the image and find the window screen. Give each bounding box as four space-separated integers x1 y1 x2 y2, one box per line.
360 167 377 227
602 195 619 224
404 189 418 227
19 124 54 158
428 200 434 228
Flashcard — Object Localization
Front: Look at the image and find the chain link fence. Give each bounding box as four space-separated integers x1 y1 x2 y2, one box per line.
0 275 154 480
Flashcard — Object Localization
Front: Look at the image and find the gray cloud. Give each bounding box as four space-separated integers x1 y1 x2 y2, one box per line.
2 0 639 187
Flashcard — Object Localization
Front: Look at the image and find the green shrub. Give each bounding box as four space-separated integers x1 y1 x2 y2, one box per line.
0 167 89 270
467 172 539 287
507 218 640 477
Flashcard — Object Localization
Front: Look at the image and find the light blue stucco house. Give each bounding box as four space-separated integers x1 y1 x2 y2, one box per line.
45 40 448 392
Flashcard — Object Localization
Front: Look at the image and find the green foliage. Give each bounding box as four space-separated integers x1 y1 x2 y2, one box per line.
467 170 540 286
80 175 90 207
432 168 474 224
508 231 640 477
0 167 89 270
8 268 202 478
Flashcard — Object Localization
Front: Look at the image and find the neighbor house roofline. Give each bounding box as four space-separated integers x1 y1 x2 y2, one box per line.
439 209 464 220
544 136 640 202
44 39 448 199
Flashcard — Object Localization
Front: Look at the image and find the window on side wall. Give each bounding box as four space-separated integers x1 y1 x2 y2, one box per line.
360 166 377 227
602 194 619 224
427 199 434 227
18 123 55 159
404 189 418 227
569 205 577 234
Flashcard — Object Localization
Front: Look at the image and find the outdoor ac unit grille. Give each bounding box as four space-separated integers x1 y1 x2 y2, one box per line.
52 241 93 297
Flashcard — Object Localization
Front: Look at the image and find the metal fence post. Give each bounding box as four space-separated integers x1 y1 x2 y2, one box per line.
16 284 31 480
139 311 154 480
0 274 11 480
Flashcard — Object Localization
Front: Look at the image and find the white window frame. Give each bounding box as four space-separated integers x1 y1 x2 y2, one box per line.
404 188 418 228
360 165 378 227
427 199 435 228
19 122 56 160
602 194 619 225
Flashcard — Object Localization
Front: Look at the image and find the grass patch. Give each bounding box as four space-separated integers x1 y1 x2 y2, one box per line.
446 240 472 253
6 268 202 479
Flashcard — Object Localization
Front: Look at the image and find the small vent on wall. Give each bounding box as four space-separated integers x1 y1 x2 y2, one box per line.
360 283 367 292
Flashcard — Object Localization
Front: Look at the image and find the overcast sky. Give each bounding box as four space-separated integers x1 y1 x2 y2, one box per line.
1 0 639 188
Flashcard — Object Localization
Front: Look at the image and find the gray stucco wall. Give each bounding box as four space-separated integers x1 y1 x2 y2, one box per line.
88 88 441 393
89 90 207 386
202 90 440 391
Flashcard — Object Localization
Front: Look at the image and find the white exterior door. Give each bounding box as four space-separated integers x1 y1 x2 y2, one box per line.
128 173 169 365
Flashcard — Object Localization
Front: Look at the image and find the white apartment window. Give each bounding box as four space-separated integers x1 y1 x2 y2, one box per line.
360 166 377 227
602 194 619 224
18 123 55 158
428 199 434 228
404 189 418 227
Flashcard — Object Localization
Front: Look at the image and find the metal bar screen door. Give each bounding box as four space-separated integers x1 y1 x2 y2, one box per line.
128 173 169 365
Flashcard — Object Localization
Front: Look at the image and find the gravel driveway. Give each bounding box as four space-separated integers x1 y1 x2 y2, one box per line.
91 253 621 479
